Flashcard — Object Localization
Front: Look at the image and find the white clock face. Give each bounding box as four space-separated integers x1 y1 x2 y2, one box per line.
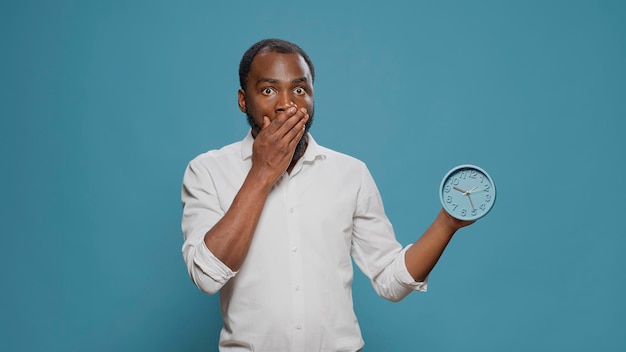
440 165 496 221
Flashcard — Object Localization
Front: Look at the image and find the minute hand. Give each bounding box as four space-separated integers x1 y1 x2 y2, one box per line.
466 193 476 211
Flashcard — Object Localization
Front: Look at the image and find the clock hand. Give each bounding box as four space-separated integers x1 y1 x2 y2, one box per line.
453 185 468 193
453 185 476 210
467 193 476 211
454 185 479 195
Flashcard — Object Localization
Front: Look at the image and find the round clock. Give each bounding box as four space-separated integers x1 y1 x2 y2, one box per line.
440 164 496 221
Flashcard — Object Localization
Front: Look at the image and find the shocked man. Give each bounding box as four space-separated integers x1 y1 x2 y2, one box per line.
181 38 472 351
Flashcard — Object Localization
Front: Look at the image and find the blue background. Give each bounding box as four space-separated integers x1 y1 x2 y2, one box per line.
2 1 625 351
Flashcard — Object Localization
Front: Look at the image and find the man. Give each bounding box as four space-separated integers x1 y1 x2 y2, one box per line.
181 38 472 351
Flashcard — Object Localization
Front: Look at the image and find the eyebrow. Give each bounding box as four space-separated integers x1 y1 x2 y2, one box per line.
291 77 308 84
257 77 309 84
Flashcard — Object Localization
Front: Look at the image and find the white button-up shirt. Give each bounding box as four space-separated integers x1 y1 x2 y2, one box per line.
181 132 426 351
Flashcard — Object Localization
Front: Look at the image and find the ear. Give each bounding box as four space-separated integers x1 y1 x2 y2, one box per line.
237 88 246 113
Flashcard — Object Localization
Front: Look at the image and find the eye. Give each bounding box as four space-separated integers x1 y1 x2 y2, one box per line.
262 87 275 95
294 87 306 95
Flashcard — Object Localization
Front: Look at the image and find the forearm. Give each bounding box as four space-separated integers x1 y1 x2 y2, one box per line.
203 169 273 271
198 107 308 272
405 209 464 282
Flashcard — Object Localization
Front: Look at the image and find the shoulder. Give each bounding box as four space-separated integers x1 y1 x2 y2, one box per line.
188 140 243 167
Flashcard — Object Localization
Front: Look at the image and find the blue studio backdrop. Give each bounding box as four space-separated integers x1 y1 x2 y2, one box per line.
2 1 625 351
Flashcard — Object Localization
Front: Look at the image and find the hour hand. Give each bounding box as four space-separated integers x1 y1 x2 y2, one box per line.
453 185 468 194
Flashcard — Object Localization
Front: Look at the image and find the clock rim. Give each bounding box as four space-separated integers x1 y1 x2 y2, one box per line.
439 164 497 221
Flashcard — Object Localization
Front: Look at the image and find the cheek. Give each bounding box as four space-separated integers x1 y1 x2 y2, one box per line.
296 95 314 110
246 98 269 116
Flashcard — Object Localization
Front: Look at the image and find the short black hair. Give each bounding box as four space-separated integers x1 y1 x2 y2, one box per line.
238 38 315 90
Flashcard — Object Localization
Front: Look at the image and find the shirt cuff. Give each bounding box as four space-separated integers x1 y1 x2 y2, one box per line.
195 240 237 284
394 246 428 292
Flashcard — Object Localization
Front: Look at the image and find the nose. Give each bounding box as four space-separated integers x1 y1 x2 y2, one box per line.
275 92 295 113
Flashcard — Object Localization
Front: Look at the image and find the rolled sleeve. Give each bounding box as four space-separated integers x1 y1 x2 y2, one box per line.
184 240 236 294
393 245 428 292
351 166 427 302
181 156 236 294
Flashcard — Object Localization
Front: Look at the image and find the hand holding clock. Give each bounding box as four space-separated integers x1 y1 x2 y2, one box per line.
403 164 493 282
404 165 495 282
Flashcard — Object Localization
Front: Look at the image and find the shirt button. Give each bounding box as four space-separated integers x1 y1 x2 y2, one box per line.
289 208 295 213
292 247 298 252
295 285 300 291
296 324 302 330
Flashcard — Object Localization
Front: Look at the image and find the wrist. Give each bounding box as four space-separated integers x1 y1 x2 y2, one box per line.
436 209 461 235
247 165 281 191
437 208 474 233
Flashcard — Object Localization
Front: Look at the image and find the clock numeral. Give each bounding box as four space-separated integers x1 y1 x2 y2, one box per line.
461 209 467 216
452 177 460 185
483 184 490 192
462 170 481 180
485 194 492 202
444 184 451 193
479 203 486 211
471 208 477 216
450 203 458 211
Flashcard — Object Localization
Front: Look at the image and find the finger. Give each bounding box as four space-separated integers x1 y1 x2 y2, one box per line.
274 106 298 125
282 108 308 136
281 109 307 143
286 112 309 147
258 107 295 137
263 116 270 128
260 107 307 146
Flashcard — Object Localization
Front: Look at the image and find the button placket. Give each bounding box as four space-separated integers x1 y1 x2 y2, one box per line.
286 177 305 350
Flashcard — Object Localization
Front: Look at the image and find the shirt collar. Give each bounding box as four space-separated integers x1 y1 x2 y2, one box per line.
241 129 326 162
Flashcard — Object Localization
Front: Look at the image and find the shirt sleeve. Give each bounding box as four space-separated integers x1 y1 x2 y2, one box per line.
181 157 236 294
392 244 428 292
350 165 427 302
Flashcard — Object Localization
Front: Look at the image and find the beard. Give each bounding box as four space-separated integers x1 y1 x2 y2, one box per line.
246 107 314 162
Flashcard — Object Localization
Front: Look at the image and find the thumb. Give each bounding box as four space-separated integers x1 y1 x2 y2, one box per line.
262 116 271 128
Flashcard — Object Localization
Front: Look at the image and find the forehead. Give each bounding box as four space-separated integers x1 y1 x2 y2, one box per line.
248 50 312 82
